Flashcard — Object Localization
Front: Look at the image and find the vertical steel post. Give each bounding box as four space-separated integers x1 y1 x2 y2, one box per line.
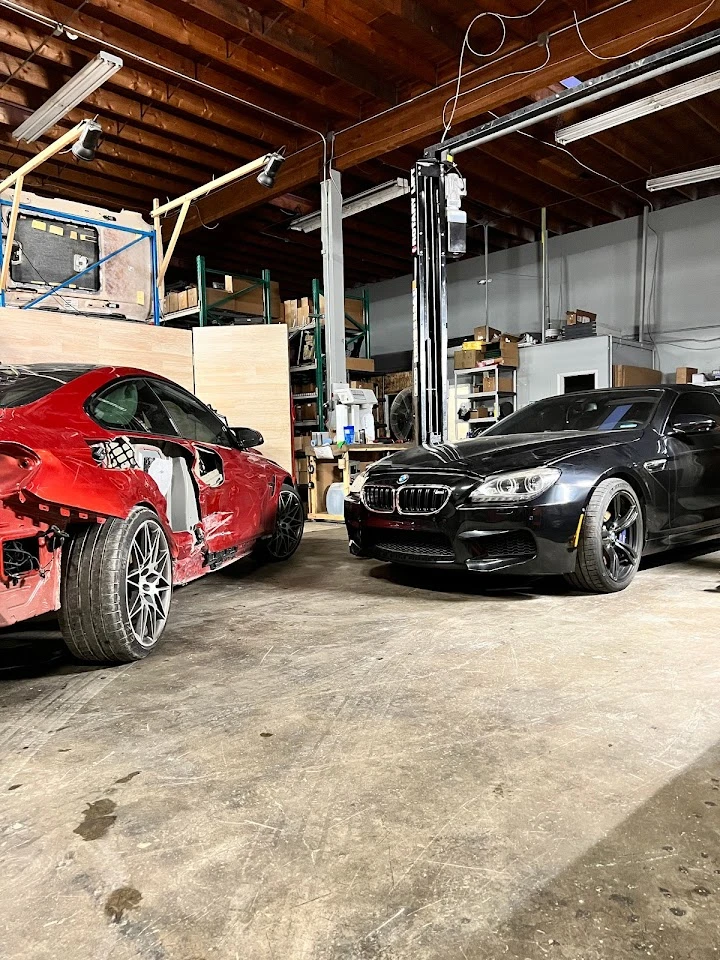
412 159 448 445
639 206 649 343
197 254 207 327
320 169 347 396
312 277 325 430
483 222 490 328
261 268 272 324
540 207 549 343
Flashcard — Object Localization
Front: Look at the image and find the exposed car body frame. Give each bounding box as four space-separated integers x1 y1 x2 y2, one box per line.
0 365 292 629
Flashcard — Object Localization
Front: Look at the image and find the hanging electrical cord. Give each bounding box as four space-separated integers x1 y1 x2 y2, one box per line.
441 0 552 141
573 0 717 63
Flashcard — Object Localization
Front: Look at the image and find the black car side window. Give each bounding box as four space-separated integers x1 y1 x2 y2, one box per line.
149 380 231 447
88 378 178 436
668 391 720 427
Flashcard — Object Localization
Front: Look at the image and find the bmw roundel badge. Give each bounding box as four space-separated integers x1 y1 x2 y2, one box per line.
398 474 409 485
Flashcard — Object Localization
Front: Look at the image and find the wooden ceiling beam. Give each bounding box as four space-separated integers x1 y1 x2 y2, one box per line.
171 0 397 104
270 0 438 84
14 0 327 131
0 53 266 165
0 15 295 148
0 146 157 207
181 0 720 232
0 84 244 184
0 98 212 184
69 0 359 118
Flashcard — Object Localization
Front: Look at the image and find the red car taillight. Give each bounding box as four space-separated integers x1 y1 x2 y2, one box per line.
0 443 41 497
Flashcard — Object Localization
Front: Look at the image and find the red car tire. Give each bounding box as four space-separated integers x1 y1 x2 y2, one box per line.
59 506 173 664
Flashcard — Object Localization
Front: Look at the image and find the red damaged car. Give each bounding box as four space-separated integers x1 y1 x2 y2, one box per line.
0 364 304 664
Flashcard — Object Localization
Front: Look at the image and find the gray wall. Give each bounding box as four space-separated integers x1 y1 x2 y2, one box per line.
366 193 720 377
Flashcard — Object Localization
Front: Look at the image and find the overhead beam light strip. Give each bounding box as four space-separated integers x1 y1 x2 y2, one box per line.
555 68 720 144
13 51 123 142
290 178 411 233
647 163 720 191
430 27 720 159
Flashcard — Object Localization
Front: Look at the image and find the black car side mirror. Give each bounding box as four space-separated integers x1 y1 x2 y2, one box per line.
231 427 264 449
668 414 717 436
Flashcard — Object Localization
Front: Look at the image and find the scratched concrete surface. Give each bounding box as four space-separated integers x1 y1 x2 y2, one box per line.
1 524 720 960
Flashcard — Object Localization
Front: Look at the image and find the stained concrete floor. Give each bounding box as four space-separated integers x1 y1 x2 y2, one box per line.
1 524 720 960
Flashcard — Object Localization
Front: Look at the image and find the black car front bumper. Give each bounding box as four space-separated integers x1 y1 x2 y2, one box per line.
345 493 584 576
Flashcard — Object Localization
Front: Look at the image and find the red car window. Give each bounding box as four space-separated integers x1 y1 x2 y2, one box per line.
149 379 231 447
88 378 178 436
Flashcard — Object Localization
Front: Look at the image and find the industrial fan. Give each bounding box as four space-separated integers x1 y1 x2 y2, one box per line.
389 387 414 442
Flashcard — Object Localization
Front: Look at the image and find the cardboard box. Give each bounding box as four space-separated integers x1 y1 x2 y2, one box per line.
295 402 318 422
382 371 412 394
483 336 519 367
469 405 490 420
454 349 484 370
319 294 365 330
283 299 299 328
483 370 514 393
613 365 663 387
346 357 375 373
297 297 311 326
566 309 597 326
676 366 699 384
211 277 281 318
296 460 309 485
163 291 180 313
473 325 501 344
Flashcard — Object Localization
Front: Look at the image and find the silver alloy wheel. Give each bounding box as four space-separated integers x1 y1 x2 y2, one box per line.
601 491 641 583
269 489 304 558
125 519 172 647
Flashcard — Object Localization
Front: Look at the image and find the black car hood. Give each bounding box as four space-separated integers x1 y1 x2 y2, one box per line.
377 430 641 477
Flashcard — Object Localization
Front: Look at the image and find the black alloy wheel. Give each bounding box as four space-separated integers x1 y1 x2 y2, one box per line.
600 490 642 583
259 486 305 561
565 478 643 594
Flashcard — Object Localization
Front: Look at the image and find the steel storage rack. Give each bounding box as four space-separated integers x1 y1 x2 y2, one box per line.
161 255 275 327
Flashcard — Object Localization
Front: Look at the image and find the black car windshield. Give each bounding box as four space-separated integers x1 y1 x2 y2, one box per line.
0 365 93 409
484 390 661 436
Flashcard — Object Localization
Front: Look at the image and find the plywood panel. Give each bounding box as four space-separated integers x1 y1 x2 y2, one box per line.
0 308 193 390
193 326 292 473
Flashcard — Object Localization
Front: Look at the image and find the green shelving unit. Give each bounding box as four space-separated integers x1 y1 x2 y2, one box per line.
289 279 371 432
162 255 274 327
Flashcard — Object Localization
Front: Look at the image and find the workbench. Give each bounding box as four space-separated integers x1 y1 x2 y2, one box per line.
308 443 411 522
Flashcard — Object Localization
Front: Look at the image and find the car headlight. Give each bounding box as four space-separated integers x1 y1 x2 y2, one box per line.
349 469 369 494
467 467 561 504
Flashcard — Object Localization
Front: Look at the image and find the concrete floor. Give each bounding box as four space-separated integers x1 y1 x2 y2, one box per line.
2 524 720 960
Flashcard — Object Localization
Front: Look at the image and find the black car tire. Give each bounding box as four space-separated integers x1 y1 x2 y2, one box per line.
59 506 173 664
565 478 644 594
255 484 304 562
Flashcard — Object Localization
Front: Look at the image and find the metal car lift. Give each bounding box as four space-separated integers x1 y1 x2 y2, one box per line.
410 25 720 446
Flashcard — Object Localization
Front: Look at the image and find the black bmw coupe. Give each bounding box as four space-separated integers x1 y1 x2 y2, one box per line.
345 385 720 593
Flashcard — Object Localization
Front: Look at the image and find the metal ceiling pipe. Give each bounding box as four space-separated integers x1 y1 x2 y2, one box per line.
484 223 490 328
541 208 549 344
639 206 650 344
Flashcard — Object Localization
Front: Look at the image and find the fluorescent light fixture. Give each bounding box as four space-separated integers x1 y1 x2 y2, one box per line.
647 163 720 191
290 178 410 233
13 51 122 142
556 68 720 145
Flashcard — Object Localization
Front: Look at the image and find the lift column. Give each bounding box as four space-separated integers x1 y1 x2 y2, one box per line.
411 159 448 446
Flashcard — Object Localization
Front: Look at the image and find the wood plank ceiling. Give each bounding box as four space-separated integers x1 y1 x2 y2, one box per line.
1 0 720 296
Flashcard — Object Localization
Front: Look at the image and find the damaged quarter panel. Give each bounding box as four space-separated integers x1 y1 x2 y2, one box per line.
0 364 297 638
